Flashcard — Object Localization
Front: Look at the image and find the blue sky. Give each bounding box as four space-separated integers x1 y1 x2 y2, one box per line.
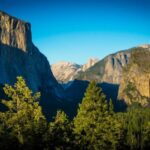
0 0 150 64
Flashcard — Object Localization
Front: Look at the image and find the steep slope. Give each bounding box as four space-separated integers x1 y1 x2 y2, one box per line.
64 45 150 115
118 46 150 106
0 11 65 119
51 58 99 83
75 50 130 84
75 45 150 85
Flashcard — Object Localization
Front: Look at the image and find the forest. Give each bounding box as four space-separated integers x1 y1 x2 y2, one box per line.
0 77 150 150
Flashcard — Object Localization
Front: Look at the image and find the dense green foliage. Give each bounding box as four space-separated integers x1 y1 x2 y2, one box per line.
0 77 150 150
116 104 150 150
0 77 47 149
74 81 122 149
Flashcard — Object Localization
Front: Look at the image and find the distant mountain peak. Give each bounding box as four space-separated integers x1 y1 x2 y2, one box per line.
51 61 81 83
138 44 150 49
51 58 99 83
52 61 80 67
81 58 99 71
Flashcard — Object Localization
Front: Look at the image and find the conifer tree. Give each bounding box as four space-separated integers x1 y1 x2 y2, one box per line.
0 76 47 149
45 110 75 149
74 81 122 149
74 81 108 133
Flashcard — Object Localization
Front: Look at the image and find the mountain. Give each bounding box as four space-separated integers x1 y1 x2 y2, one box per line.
1 11 149 119
60 51 131 115
118 45 150 106
51 61 81 83
74 50 130 84
80 58 99 72
75 45 150 85
62 45 150 115
51 58 99 83
0 11 65 119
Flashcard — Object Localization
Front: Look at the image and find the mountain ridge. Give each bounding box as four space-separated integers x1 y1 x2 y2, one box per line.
51 58 99 83
58 45 150 114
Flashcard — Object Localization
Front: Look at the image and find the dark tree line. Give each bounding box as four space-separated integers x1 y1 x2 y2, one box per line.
0 77 150 150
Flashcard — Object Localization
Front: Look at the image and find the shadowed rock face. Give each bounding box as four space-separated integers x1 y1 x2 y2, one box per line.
62 80 126 118
63 46 150 113
0 11 67 120
0 11 64 98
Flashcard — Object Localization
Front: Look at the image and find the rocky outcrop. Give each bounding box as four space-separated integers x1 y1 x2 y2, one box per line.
101 52 130 83
0 11 63 98
75 50 130 84
51 58 99 83
80 58 99 72
0 11 32 52
118 47 150 106
0 11 67 120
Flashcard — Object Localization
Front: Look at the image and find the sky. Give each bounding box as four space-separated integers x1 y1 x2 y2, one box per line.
0 0 150 64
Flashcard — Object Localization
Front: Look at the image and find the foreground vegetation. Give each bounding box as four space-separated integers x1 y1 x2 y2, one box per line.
0 77 150 150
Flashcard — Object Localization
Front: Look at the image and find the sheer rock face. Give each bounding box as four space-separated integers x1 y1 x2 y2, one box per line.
118 47 150 106
101 52 130 83
118 64 150 106
75 45 150 87
81 58 99 72
0 11 32 52
0 11 63 98
75 51 130 84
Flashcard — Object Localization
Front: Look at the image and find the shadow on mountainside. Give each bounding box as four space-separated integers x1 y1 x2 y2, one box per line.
0 43 66 121
0 43 127 120
63 80 127 118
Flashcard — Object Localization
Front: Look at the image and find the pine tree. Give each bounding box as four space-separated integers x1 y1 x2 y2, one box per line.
74 81 108 133
74 81 122 149
0 76 47 149
125 106 148 150
45 110 76 149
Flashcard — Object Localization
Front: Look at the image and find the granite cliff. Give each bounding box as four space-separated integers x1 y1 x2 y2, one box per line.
0 11 65 119
0 11 61 92
63 45 150 112
75 50 130 84
118 46 150 106
1 11 150 117
0 11 32 52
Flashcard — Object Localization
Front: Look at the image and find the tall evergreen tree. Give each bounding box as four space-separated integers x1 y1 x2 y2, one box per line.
44 110 77 150
74 81 122 149
124 105 150 150
0 76 47 149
